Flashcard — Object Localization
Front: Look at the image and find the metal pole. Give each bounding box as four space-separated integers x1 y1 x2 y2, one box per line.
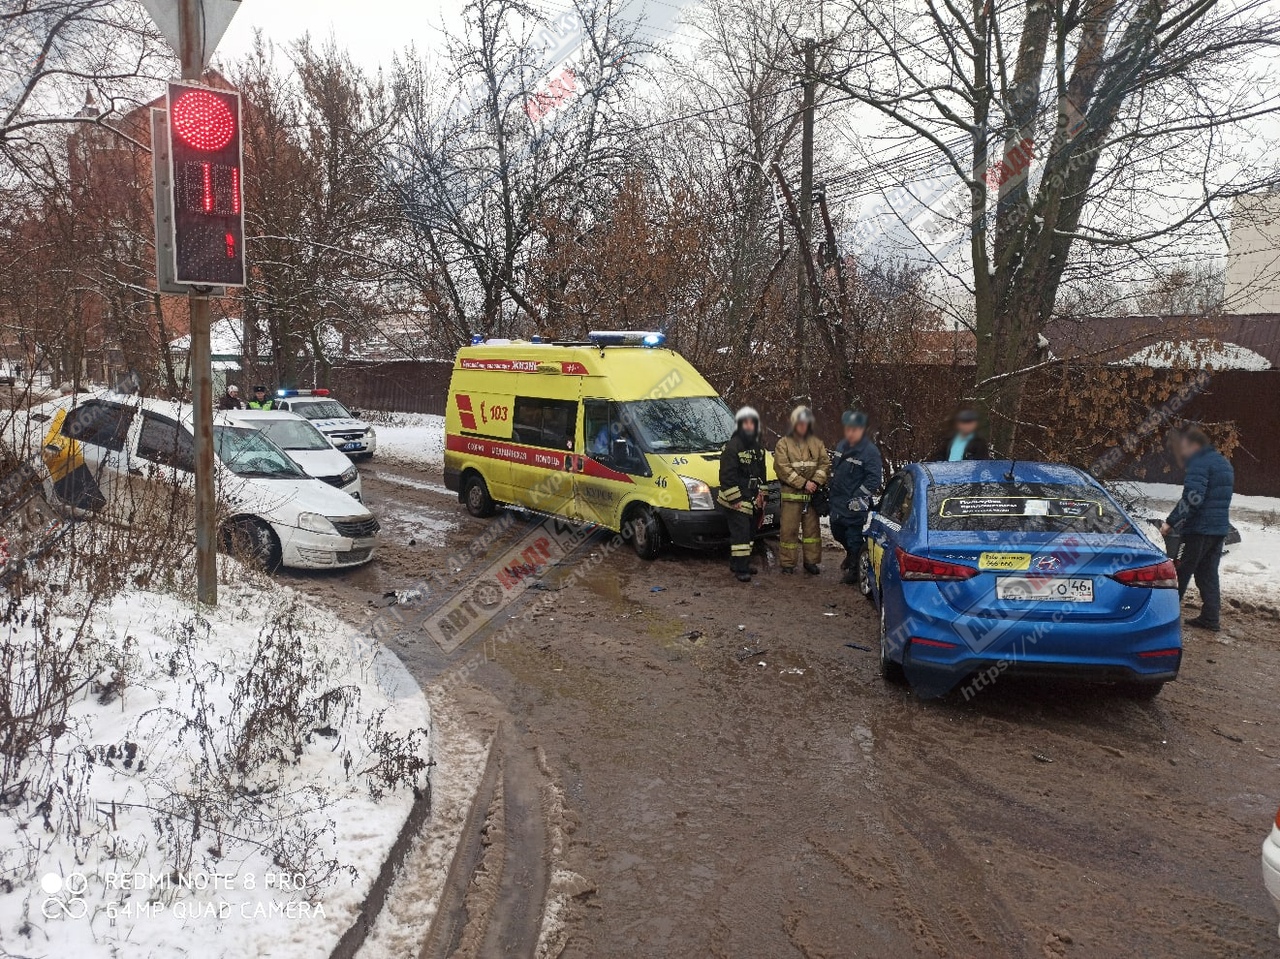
795 37 816 402
179 0 217 605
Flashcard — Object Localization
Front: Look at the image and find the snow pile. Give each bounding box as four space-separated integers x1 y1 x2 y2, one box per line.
1131 482 1280 605
1117 338 1273 371
370 412 446 470
0 581 431 959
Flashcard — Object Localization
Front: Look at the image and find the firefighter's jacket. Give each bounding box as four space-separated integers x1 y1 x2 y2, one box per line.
774 434 829 501
717 429 767 513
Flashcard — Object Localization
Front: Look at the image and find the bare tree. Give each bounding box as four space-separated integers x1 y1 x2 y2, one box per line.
1 0 168 179
233 37 400 388
382 0 651 347
821 0 1280 451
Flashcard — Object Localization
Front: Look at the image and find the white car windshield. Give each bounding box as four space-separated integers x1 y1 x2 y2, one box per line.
294 400 352 420
256 419 333 451
214 426 306 478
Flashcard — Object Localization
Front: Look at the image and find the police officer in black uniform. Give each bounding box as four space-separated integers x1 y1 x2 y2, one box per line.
717 406 767 583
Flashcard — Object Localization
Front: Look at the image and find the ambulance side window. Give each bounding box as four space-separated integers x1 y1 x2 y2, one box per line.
583 399 646 474
513 396 578 450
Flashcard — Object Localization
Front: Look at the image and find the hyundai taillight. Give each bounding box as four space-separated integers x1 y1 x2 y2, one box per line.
1110 560 1178 589
896 547 978 581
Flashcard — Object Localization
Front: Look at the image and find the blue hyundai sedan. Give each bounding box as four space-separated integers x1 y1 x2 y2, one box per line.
860 460 1182 698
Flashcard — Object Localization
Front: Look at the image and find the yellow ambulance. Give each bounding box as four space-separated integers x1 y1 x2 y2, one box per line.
443 331 781 558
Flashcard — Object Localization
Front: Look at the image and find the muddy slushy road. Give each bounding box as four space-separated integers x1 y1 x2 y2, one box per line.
287 464 1280 959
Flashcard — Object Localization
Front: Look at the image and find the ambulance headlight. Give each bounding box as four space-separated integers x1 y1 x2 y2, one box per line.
679 475 714 510
298 512 338 536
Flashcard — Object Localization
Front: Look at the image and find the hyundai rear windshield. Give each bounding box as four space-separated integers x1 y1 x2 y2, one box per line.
927 482 1130 533
618 397 735 454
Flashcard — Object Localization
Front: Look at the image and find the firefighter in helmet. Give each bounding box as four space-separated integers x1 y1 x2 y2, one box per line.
774 405 829 574
717 406 767 582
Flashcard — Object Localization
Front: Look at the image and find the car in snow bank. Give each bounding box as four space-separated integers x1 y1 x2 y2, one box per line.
272 389 377 459
861 460 1182 698
221 409 362 500
25 393 380 570
1265 807 1280 937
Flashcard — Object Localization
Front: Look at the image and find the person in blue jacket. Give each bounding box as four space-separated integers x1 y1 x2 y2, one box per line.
1160 426 1234 632
829 410 883 585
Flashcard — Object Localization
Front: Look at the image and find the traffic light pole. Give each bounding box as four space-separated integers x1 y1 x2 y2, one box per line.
179 0 217 606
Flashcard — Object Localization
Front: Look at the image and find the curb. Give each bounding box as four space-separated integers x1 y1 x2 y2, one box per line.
327 776 435 959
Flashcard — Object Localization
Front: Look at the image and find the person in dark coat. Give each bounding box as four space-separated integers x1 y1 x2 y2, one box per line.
1160 426 1234 631
217 384 244 410
717 406 767 582
928 408 991 461
829 410 883 585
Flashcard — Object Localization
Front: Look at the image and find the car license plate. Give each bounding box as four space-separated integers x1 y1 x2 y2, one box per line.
996 577 1094 602
340 442 362 452
761 513 775 526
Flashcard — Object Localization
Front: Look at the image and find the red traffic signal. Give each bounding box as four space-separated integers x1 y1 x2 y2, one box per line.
166 81 245 286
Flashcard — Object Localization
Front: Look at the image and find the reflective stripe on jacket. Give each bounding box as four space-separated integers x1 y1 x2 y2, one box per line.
774 434 829 494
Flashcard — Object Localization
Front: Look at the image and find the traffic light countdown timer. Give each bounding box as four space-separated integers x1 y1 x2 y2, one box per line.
167 82 245 286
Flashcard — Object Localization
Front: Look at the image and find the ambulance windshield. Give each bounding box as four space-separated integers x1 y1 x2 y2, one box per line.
620 397 735 454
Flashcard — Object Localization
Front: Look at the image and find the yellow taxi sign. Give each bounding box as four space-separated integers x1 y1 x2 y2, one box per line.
979 551 1031 571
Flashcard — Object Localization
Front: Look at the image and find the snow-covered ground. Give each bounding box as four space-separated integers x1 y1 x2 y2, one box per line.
0 580 432 959
370 412 445 470
1130 481 1279 606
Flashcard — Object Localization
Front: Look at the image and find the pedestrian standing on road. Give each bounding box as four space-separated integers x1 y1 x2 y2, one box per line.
246 385 274 410
829 410 883 586
717 406 767 583
774 406 829 575
217 384 244 410
928 408 991 461
1160 426 1234 632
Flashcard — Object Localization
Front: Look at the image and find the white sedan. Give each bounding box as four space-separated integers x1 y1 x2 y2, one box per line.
1265 807 1280 936
22 393 380 570
222 409 362 500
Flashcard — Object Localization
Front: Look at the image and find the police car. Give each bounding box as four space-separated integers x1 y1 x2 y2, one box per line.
272 389 377 459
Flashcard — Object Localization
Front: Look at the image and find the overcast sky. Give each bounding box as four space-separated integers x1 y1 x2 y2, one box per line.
216 0 468 69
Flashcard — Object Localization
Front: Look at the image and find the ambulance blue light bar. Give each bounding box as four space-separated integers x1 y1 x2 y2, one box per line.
587 330 666 348
276 388 330 397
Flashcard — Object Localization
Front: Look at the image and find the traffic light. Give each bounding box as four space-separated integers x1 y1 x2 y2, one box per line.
166 81 245 286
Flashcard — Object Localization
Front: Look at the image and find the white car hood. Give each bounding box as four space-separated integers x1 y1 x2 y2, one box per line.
286 447 355 478
221 472 372 523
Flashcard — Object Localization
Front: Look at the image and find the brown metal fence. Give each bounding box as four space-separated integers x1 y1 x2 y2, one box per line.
326 360 454 416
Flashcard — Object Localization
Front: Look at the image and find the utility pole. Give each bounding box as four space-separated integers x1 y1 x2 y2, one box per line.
180 0 216 606
793 37 817 401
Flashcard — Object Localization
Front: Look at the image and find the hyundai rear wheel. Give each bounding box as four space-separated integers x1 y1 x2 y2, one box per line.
856 546 874 601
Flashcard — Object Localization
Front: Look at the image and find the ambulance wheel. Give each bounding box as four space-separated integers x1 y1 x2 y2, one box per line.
463 472 496 518
627 504 663 560
223 518 281 572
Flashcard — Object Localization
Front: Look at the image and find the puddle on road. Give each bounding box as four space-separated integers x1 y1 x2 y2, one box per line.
377 506 459 547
